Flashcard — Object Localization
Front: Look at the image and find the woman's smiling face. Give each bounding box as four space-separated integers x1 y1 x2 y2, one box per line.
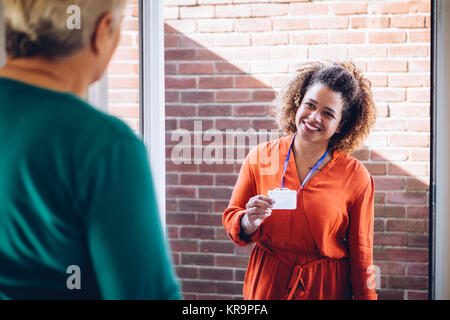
295 83 345 146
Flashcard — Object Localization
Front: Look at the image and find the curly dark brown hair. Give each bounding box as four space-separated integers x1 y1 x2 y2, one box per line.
274 61 377 155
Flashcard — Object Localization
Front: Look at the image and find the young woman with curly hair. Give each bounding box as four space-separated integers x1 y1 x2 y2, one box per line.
223 61 378 300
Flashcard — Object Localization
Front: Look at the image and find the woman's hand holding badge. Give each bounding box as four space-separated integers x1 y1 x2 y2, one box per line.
241 195 275 236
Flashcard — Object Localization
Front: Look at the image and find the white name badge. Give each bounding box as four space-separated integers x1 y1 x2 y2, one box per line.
268 188 297 210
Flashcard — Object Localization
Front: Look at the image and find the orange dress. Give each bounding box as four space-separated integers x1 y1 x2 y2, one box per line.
223 135 378 300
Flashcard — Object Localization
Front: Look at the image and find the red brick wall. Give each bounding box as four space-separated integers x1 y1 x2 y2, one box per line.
111 0 431 300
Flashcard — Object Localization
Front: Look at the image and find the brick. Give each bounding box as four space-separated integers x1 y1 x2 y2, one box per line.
391 15 426 28
406 177 430 190
232 105 268 116
198 105 232 117
199 268 233 281
215 4 252 17
252 90 276 102
389 104 429 117
197 19 234 33
390 134 428 147
389 46 429 58
235 47 271 60
290 3 329 15
388 163 428 176
410 149 430 161
170 239 198 252
216 91 252 103
374 232 407 246
180 174 214 186
198 0 232 4
180 6 215 19
408 233 429 248
252 3 289 17
179 199 214 212
375 206 405 218
387 248 428 262
199 187 233 199
290 32 327 45
273 18 310 30
198 49 234 61
179 34 215 48
166 186 197 198
373 118 406 131
309 46 347 59
165 77 197 89
407 262 429 276
181 226 216 240
407 206 429 219
165 49 196 61
386 191 427 205
373 176 405 190
408 59 431 72
235 76 270 88
370 149 409 161
181 91 215 103
199 76 233 89
165 20 197 34
389 276 427 290
164 0 196 5
252 33 289 46
234 18 271 32
369 1 408 14
182 280 217 293
407 88 431 103
407 291 428 300
327 31 366 44
271 46 308 60
351 16 390 29
372 88 406 102
175 266 198 279
408 0 431 13
365 74 388 87
200 241 235 254
216 255 250 268
386 219 426 232
376 261 406 276
368 31 407 44
409 30 431 43
215 33 251 46
348 46 387 58
179 62 214 75
331 1 368 15
252 61 289 74
311 16 349 29
367 60 408 72
389 74 429 87
194 215 221 228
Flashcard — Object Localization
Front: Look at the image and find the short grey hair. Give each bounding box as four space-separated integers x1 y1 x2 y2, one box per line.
3 0 127 59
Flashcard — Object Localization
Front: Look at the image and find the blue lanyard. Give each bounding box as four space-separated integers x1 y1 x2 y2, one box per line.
281 134 329 189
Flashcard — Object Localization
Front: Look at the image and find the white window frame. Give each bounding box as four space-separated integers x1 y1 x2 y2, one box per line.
139 0 166 231
432 0 450 300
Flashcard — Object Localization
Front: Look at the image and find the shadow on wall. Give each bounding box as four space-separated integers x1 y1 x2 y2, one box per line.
163 23 429 300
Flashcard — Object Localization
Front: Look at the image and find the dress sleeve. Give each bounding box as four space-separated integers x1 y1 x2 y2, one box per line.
79 138 181 300
223 152 262 246
348 176 378 300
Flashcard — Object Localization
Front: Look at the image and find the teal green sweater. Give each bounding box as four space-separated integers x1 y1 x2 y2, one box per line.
0 78 180 300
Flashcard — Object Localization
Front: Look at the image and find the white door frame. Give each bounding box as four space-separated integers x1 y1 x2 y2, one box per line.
139 0 166 230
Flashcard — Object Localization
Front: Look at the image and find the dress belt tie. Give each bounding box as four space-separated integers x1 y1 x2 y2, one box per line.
256 242 332 300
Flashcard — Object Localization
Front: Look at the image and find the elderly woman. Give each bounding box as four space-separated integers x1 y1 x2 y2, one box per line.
223 61 378 300
0 0 180 299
